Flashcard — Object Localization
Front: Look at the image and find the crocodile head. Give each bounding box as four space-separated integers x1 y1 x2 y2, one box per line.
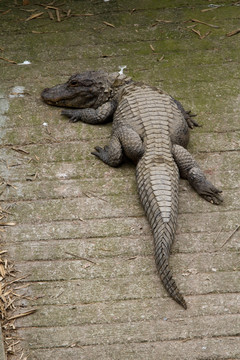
41 70 131 109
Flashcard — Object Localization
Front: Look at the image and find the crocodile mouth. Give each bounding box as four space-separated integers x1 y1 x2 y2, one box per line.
44 99 66 106
44 99 57 105
41 87 78 106
41 82 98 108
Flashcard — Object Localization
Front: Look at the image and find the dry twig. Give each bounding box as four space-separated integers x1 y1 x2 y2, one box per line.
7 309 37 321
226 28 240 37
25 12 44 21
65 252 97 264
0 56 17 64
55 8 61 22
150 44 155 52
191 18 219 28
191 28 211 39
47 9 54 20
11 147 30 155
220 225 240 248
0 9 11 16
103 21 115 28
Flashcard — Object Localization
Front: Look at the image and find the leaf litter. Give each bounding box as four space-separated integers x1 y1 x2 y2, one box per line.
0 209 36 357
0 252 35 358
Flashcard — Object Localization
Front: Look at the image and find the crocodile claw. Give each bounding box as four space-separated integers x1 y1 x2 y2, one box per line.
91 146 106 160
200 184 223 205
61 109 80 122
185 111 200 129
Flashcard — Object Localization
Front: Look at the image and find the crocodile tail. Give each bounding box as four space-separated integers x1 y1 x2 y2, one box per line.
154 241 187 309
136 156 187 309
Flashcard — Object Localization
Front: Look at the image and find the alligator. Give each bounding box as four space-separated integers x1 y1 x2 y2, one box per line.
41 70 223 309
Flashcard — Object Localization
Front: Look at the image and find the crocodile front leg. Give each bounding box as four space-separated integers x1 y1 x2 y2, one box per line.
172 144 223 204
61 100 117 124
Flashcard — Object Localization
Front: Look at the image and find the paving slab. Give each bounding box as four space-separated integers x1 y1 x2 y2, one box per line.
0 1 240 359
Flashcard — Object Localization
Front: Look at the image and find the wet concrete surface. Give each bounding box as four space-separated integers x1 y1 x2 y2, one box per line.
0 1 240 359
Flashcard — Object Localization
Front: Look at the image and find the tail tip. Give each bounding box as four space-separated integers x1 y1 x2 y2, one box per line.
182 301 187 310
178 296 187 310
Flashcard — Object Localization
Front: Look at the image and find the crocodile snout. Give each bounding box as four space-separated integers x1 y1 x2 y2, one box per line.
42 87 50 92
41 87 59 105
41 88 50 100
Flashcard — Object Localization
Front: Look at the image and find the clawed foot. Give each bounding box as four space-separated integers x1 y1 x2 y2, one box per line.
198 182 223 205
91 145 109 162
91 145 122 167
185 111 200 129
172 98 200 129
61 109 81 122
188 168 223 205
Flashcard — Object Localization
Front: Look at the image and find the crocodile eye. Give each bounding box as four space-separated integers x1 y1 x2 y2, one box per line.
69 80 79 87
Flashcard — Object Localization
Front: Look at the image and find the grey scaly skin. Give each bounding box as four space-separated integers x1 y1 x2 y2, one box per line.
41 70 223 309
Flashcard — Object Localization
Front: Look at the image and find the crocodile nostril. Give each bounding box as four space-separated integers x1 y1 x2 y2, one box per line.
41 88 51 100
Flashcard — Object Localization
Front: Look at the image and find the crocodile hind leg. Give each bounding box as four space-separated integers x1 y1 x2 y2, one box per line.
92 125 144 167
171 98 199 128
172 144 223 204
